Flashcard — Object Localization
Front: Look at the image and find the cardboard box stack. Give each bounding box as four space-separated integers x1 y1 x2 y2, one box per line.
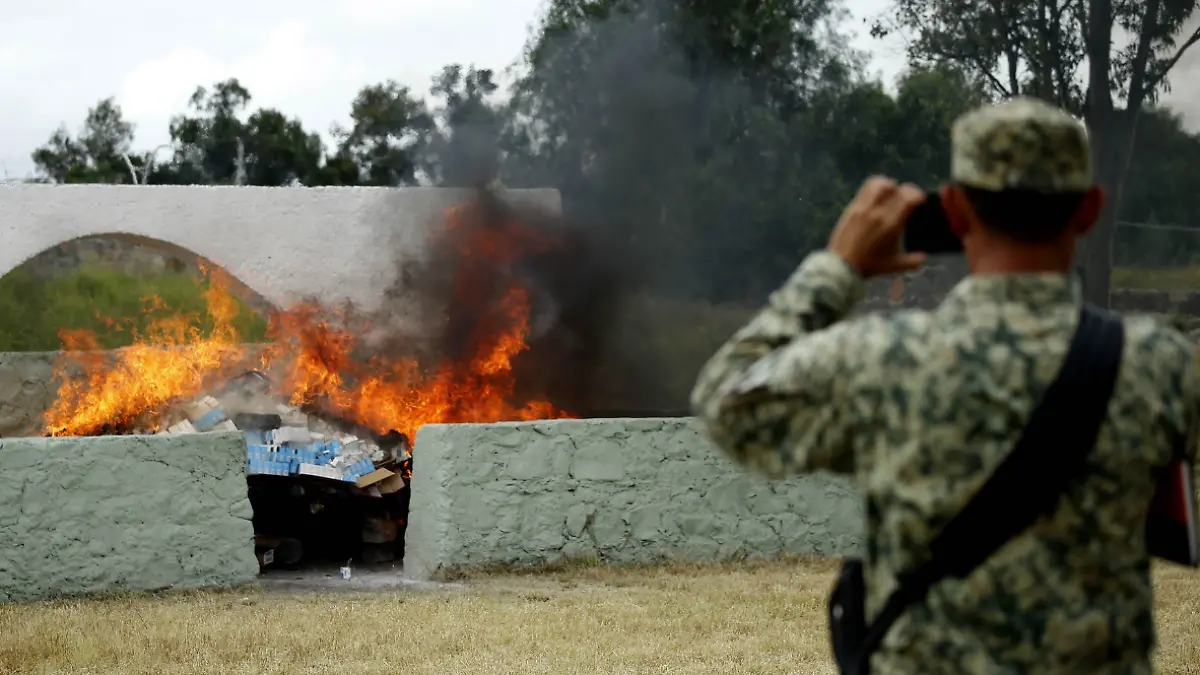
157 389 410 487
245 433 379 482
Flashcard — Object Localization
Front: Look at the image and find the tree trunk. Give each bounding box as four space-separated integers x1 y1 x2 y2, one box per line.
1078 105 1138 308
1079 0 1116 307
1077 198 1114 307
1078 118 1126 308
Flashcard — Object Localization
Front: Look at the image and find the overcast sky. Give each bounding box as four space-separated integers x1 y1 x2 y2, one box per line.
0 0 1194 181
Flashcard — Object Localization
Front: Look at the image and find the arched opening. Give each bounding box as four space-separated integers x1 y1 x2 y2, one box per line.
0 234 410 579
52 232 270 293
0 233 273 352
0 234 272 441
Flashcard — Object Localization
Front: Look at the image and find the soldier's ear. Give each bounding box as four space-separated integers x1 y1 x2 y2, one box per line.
1070 186 1105 236
939 184 973 239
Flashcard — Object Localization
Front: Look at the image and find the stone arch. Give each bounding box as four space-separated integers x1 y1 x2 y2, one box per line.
0 184 561 314
7 232 274 313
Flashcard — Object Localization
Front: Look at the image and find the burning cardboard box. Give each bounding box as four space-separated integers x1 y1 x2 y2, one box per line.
153 382 411 485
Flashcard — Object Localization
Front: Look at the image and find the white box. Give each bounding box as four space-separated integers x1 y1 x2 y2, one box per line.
297 463 343 481
275 404 308 427
270 426 312 445
184 396 220 418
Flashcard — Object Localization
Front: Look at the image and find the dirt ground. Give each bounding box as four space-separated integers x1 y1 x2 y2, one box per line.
1 558 1197 675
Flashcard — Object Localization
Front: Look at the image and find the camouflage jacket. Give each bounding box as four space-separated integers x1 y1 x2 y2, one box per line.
691 250 1200 675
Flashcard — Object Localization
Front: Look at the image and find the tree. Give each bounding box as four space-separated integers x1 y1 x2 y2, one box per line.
156 79 253 185
1114 109 1200 267
31 98 138 183
151 78 348 186
886 64 990 183
502 0 971 301
309 151 364 186
1121 109 1200 231
422 65 504 187
241 109 324 186
334 81 435 186
874 0 1200 306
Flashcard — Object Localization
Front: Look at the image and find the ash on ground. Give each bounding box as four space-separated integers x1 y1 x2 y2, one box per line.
150 370 414 574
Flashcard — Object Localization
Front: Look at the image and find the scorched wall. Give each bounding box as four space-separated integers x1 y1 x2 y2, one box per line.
404 417 864 580
0 432 257 602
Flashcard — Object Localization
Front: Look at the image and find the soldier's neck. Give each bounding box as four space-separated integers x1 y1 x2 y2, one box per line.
965 239 1075 276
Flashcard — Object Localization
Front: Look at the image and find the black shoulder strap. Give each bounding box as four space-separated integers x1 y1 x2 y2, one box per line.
852 304 1125 671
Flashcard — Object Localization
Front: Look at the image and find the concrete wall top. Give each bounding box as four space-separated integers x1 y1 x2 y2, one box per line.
0 431 258 602
0 184 561 314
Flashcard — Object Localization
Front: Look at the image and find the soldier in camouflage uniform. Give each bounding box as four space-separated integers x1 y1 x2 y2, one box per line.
691 96 1200 674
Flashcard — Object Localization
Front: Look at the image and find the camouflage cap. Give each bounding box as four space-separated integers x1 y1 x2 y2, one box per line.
950 96 1092 192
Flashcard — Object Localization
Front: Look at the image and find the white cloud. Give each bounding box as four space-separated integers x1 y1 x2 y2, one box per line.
119 48 223 120
119 18 346 131
845 0 906 88
0 38 53 76
106 3 543 152
235 20 343 99
340 0 449 24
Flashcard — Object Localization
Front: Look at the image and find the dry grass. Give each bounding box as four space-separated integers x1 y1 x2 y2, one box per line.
0 558 1197 674
1113 266 1200 292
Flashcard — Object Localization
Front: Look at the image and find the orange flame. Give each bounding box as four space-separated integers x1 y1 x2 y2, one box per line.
42 204 571 439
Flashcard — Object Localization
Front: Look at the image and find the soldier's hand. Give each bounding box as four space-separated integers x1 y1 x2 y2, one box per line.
828 176 928 278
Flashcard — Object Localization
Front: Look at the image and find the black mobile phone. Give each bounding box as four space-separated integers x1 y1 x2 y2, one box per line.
903 192 963 254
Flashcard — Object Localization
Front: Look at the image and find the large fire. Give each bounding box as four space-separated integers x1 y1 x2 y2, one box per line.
42 202 572 439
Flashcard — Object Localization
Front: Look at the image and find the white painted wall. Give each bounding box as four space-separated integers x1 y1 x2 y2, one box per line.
0 184 560 316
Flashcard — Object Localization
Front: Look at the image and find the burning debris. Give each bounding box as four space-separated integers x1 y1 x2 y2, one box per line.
33 188 620 571
128 369 419 571
40 195 576 440
158 390 411 484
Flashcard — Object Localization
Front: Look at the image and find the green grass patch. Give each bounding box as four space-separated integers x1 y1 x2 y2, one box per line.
0 266 268 352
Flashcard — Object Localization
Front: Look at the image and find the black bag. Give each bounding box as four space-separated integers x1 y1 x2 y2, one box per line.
828 305 1126 675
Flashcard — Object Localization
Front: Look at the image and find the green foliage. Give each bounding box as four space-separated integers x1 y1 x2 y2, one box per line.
1122 109 1200 228
500 0 857 300
502 1 990 302
0 267 268 352
333 80 436 186
162 79 257 184
31 98 137 184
